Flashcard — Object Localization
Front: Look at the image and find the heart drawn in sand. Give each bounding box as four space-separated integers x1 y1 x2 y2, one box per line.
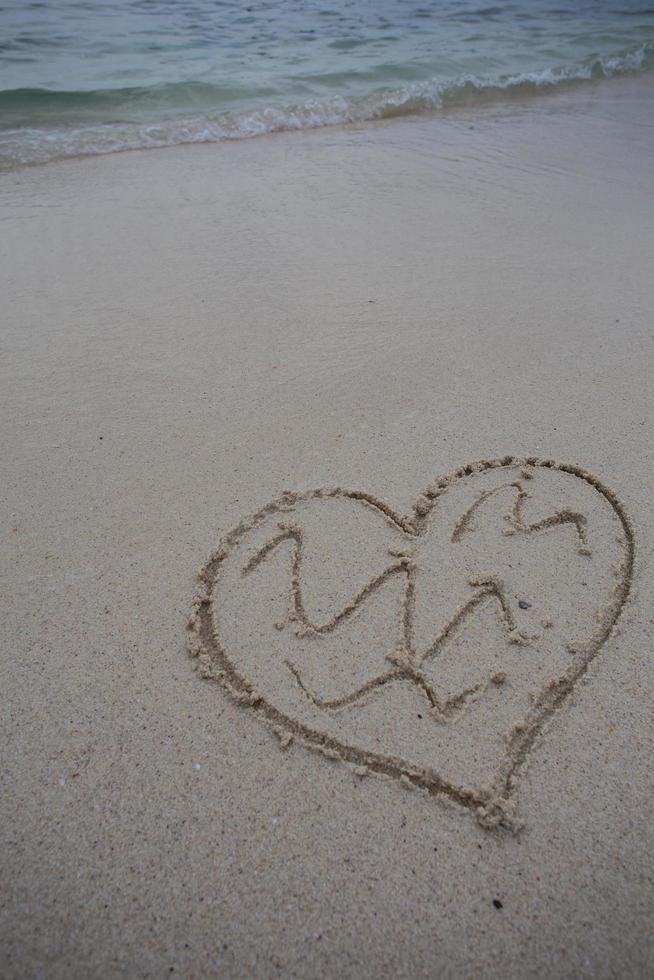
188 458 633 828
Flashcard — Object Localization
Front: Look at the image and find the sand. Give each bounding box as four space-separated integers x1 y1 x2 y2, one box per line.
1 75 653 978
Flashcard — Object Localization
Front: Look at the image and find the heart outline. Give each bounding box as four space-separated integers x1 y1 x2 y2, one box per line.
188 457 634 829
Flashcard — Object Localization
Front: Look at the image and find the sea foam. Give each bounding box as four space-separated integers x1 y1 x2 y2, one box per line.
1 41 652 169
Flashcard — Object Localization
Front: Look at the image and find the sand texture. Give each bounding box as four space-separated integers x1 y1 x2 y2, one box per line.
1 76 653 978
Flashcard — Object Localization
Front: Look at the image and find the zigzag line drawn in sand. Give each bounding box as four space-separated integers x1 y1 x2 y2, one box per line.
451 480 591 553
188 457 634 830
243 529 536 716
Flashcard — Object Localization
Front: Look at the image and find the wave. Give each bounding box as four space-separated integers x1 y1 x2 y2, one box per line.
0 80 278 118
1 41 652 168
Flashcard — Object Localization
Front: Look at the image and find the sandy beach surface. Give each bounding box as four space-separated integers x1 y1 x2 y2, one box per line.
2 75 653 978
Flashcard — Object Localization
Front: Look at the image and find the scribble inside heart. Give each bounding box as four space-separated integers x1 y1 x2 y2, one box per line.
189 458 633 828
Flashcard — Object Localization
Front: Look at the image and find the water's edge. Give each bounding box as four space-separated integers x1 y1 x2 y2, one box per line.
1 40 652 171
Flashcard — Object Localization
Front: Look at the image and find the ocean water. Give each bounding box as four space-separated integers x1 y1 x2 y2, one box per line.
1 0 653 168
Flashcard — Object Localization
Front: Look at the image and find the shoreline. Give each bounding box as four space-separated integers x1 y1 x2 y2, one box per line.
1 65 654 173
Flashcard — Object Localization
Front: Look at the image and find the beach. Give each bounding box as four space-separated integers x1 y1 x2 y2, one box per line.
1 73 653 977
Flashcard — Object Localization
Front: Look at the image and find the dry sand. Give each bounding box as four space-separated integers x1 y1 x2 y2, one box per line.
1 75 653 978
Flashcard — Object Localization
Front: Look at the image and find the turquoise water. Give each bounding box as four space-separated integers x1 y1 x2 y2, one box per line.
1 1 653 167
